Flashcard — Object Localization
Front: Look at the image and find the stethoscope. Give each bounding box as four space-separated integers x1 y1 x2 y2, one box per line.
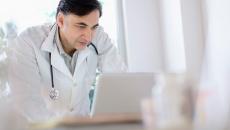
49 42 99 100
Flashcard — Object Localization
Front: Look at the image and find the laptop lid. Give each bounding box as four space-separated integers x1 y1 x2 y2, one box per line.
91 73 155 116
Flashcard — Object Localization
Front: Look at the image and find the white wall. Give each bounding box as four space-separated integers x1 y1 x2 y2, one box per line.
122 0 163 72
180 0 205 83
158 0 186 73
122 0 186 73
195 0 230 128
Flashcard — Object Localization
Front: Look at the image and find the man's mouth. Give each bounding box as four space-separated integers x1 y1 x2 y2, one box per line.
80 42 88 46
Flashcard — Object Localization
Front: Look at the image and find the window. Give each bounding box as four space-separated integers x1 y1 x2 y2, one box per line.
0 0 121 48
0 0 58 42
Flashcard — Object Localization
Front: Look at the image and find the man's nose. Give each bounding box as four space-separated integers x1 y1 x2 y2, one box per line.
83 28 92 42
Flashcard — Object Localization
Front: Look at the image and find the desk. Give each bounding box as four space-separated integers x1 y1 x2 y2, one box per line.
54 123 142 130
30 113 144 130
30 114 228 130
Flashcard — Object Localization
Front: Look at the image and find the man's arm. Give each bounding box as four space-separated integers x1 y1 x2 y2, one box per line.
8 34 55 122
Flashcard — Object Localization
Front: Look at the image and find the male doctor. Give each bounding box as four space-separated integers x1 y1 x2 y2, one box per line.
8 0 126 122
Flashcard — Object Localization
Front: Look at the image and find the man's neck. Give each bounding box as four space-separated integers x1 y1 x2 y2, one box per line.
58 29 76 57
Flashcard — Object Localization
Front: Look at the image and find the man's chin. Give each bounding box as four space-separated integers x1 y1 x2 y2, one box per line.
76 45 87 50
75 42 90 50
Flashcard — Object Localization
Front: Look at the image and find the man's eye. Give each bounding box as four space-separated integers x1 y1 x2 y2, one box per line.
77 25 86 29
92 26 98 30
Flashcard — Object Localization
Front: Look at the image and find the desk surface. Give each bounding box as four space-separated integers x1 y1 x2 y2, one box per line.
55 123 143 130
30 114 227 130
30 113 144 130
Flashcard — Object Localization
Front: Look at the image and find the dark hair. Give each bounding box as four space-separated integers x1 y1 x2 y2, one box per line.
56 0 102 17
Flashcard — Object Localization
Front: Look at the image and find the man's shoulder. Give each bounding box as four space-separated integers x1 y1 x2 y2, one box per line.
94 26 105 35
92 26 113 51
10 23 54 51
92 26 108 44
19 23 52 40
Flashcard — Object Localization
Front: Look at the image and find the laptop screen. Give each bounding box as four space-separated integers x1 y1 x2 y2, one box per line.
91 73 156 116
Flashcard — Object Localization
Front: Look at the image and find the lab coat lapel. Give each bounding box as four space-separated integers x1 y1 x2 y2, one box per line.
41 24 72 79
51 47 72 79
73 48 90 77
41 24 56 52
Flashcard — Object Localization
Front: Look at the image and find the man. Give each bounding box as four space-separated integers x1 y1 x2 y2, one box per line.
8 0 127 122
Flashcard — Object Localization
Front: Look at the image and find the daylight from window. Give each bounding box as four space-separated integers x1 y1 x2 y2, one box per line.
0 0 118 46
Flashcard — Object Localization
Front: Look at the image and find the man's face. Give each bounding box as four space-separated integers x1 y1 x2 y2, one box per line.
57 10 100 53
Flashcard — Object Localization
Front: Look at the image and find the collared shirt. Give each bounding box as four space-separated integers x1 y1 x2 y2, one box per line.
55 28 78 75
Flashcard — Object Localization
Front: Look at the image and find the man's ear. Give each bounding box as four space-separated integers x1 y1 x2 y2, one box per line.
56 12 65 28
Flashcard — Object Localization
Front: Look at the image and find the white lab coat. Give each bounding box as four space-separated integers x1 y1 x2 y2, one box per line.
8 23 127 122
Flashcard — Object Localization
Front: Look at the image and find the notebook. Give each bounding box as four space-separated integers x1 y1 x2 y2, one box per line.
90 73 156 116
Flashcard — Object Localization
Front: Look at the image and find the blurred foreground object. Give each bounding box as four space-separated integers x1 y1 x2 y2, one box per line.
0 100 28 130
0 39 10 99
0 27 27 129
142 73 194 130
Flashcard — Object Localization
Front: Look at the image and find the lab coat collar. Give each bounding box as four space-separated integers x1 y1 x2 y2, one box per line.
41 24 56 53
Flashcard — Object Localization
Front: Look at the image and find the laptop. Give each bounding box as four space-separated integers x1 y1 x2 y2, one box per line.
90 73 156 116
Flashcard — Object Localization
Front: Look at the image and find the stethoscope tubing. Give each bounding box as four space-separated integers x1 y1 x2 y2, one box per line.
49 43 98 90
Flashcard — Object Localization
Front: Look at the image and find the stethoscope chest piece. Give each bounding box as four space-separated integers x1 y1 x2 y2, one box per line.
49 88 59 100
